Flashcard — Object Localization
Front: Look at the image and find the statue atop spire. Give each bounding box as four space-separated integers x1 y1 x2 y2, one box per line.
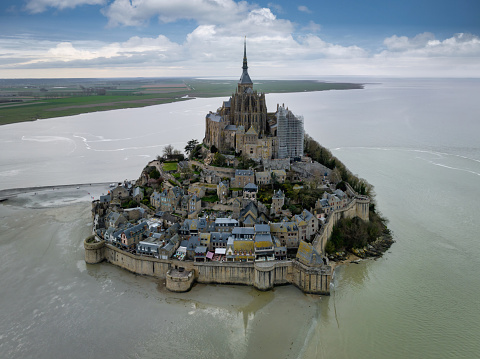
239 36 253 87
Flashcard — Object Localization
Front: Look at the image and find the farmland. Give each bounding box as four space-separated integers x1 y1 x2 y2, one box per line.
0 77 362 126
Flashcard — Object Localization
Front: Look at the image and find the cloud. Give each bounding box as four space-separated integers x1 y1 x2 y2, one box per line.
267 2 283 14
103 0 252 27
302 21 321 33
2 0 480 78
24 0 106 13
380 32 480 57
298 5 312 14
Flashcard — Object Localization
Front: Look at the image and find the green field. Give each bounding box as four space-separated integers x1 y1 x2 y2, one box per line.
0 78 362 126
162 162 178 171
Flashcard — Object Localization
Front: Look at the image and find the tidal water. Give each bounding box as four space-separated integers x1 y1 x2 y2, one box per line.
1 78 480 358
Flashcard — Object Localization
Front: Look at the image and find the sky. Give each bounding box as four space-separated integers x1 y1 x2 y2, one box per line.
1 0 480 78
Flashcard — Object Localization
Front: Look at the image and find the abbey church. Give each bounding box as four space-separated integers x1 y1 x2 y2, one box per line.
203 40 304 161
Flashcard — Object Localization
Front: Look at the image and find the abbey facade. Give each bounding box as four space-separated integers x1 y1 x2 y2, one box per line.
204 40 304 161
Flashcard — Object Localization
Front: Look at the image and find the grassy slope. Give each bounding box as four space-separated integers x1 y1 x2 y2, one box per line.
0 78 362 126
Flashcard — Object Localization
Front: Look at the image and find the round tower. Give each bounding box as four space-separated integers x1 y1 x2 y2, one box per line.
84 235 106 264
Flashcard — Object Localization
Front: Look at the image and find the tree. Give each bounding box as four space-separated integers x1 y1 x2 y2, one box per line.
210 145 218 153
211 152 226 167
172 149 185 161
163 144 174 159
185 139 199 156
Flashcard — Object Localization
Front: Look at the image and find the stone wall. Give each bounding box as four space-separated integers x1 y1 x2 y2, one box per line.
313 196 370 254
84 239 331 294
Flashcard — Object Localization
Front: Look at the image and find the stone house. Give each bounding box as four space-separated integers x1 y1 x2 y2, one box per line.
293 209 318 241
214 218 238 232
231 169 255 188
269 221 299 249
271 189 285 215
133 187 144 202
105 211 127 229
119 222 148 248
243 183 258 201
217 181 229 204
111 185 130 200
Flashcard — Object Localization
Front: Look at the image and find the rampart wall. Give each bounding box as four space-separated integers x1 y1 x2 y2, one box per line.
84 240 331 295
313 196 370 254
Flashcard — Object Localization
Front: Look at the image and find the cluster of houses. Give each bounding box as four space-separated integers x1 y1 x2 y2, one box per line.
96 209 319 263
91 158 354 266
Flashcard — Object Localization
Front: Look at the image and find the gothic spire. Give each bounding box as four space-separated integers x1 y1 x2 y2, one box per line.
239 36 253 85
243 36 248 70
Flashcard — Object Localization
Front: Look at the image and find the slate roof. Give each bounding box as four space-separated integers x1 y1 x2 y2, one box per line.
235 169 254 176
224 125 237 131
243 182 258 192
207 113 222 122
254 224 270 233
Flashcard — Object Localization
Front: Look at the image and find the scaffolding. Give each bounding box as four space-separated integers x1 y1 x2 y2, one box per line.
276 105 304 159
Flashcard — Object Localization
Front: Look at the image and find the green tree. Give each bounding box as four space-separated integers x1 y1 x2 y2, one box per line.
211 152 226 167
185 139 199 156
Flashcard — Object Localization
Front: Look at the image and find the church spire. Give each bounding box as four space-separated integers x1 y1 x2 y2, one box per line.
239 36 253 85
243 36 248 70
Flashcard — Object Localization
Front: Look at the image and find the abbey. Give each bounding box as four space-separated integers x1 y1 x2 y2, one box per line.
204 40 304 161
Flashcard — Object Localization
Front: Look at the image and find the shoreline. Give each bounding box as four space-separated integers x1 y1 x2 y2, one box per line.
0 182 113 201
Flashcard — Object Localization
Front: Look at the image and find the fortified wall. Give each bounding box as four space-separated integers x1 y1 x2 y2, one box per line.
313 187 370 254
84 239 331 295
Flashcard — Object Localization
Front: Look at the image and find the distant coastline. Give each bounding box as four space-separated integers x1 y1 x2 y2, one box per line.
0 78 362 126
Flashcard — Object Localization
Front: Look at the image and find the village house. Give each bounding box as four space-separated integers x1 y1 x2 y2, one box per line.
243 182 258 201
231 169 255 188
269 221 300 249
118 222 148 249
217 181 229 204
214 218 238 232
271 189 285 215
133 187 144 202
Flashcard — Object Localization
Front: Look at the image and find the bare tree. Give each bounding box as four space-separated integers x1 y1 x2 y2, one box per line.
162 144 174 159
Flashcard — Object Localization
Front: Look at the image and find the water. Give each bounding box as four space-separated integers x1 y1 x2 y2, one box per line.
1 78 480 358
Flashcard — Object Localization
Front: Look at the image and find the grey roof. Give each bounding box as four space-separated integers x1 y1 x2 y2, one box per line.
254 233 273 245
224 124 237 131
207 113 222 122
232 227 255 236
254 224 270 233
210 232 230 243
273 189 284 199
239 69 253 85
195 246 208 254
100 195 111 203
235 169 254 176
122 221 148 239
244 182 258 191
223 99 231 107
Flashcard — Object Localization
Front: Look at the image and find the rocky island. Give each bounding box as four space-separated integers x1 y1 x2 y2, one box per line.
85 41 393 294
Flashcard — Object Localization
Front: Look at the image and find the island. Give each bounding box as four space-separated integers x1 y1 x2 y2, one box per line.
85 41 392 295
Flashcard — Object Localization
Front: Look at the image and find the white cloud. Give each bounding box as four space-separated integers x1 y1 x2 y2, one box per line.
2 1 480 78
24 0 106 13
379 32 480 57
302 20 321 33
103 0 251 27
267 2 283 14
298 5 312 14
